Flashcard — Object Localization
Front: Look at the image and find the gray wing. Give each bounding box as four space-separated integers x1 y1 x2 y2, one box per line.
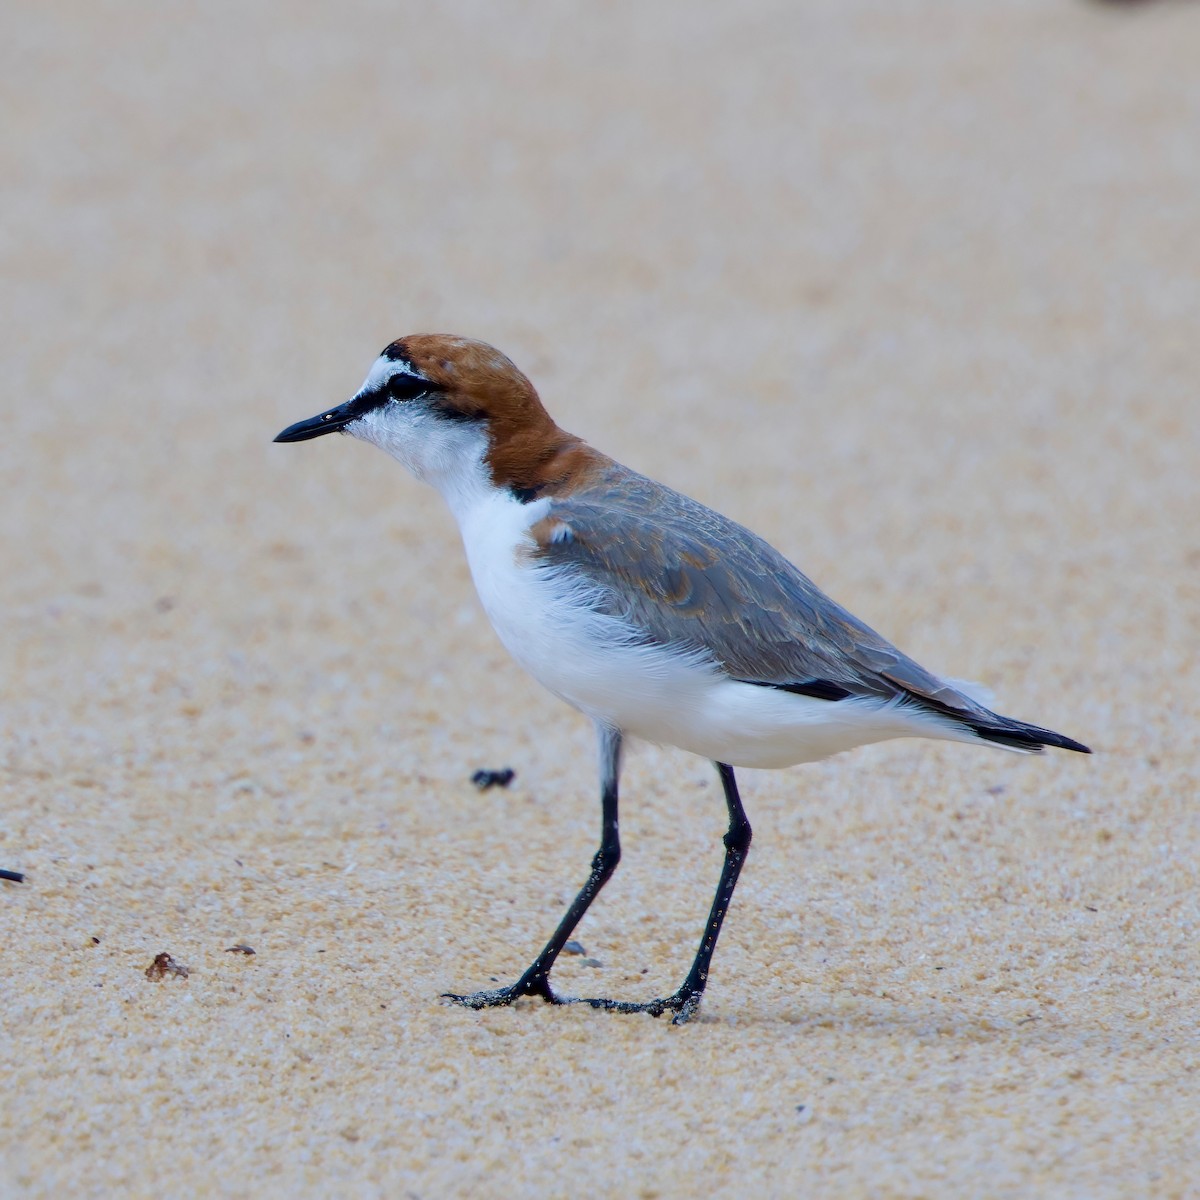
533 466 983 714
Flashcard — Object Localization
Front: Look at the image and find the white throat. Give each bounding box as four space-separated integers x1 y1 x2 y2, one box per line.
347 400 497 521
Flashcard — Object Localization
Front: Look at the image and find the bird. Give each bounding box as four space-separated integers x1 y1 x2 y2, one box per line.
274 334 1090 1024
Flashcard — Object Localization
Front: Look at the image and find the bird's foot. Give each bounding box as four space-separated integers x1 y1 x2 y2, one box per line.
442 971 559 1011
578 987 704 1026
444 975 706 1025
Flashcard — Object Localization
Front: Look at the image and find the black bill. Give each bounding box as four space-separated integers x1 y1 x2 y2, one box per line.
273 399 361 443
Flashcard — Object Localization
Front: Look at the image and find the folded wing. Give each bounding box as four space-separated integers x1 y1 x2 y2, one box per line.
530 467 1089 755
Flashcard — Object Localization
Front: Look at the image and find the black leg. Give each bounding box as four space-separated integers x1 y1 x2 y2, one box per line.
444 724 623 1010
581 760 752 1024
673 762 752 1019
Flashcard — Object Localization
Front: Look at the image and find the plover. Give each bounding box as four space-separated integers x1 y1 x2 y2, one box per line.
275 334 1090 1023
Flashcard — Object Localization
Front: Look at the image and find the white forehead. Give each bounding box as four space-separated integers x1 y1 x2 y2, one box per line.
361 354 423 393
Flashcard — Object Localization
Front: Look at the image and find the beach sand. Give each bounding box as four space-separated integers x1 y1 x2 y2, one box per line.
2 2 1198 1195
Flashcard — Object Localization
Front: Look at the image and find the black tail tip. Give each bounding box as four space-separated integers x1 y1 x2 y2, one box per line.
977 726 1092 754
1057 736 1092 755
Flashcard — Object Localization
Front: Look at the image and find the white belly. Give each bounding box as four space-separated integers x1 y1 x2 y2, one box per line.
457 492 963 769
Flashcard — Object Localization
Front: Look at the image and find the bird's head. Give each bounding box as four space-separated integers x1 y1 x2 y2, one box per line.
275 335 593 507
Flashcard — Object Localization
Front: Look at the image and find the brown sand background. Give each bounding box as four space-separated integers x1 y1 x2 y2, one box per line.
2 2 1199 1195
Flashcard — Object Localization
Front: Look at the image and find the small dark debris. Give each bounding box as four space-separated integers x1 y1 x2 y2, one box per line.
1085 906 1098 913
986 785 1006 796
471 767 515 791
0 869 25 884
225 944 256 955
563 940 587 956
145 952 189 981
795 1104 806 1113
91 936 101 945
155 596 176 613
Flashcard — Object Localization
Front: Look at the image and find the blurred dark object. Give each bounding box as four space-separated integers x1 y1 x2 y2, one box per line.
471 767 516 791
0 869 24 883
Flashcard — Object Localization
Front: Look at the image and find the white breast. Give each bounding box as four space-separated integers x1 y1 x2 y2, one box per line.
455 487 709 724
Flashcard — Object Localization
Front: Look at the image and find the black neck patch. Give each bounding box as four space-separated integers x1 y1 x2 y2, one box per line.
428 398 482 424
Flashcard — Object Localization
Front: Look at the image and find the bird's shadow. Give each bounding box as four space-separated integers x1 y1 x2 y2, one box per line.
723 992 1124 1051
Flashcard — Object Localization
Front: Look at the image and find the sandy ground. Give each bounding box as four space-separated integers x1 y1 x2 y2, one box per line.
2 1 1199 1196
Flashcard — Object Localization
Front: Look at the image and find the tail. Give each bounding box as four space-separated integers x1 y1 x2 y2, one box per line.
968 715 1091 755
909 692 1092 755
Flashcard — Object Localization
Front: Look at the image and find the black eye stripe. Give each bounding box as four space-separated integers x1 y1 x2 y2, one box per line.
338 371 443 421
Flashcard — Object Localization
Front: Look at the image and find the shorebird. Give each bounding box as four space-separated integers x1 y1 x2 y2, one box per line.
275 334 1090 1023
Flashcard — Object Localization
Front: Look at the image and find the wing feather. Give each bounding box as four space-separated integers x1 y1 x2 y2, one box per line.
531 467 985 715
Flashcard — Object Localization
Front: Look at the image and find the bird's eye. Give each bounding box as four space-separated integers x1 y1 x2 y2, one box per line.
386 373 430 402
